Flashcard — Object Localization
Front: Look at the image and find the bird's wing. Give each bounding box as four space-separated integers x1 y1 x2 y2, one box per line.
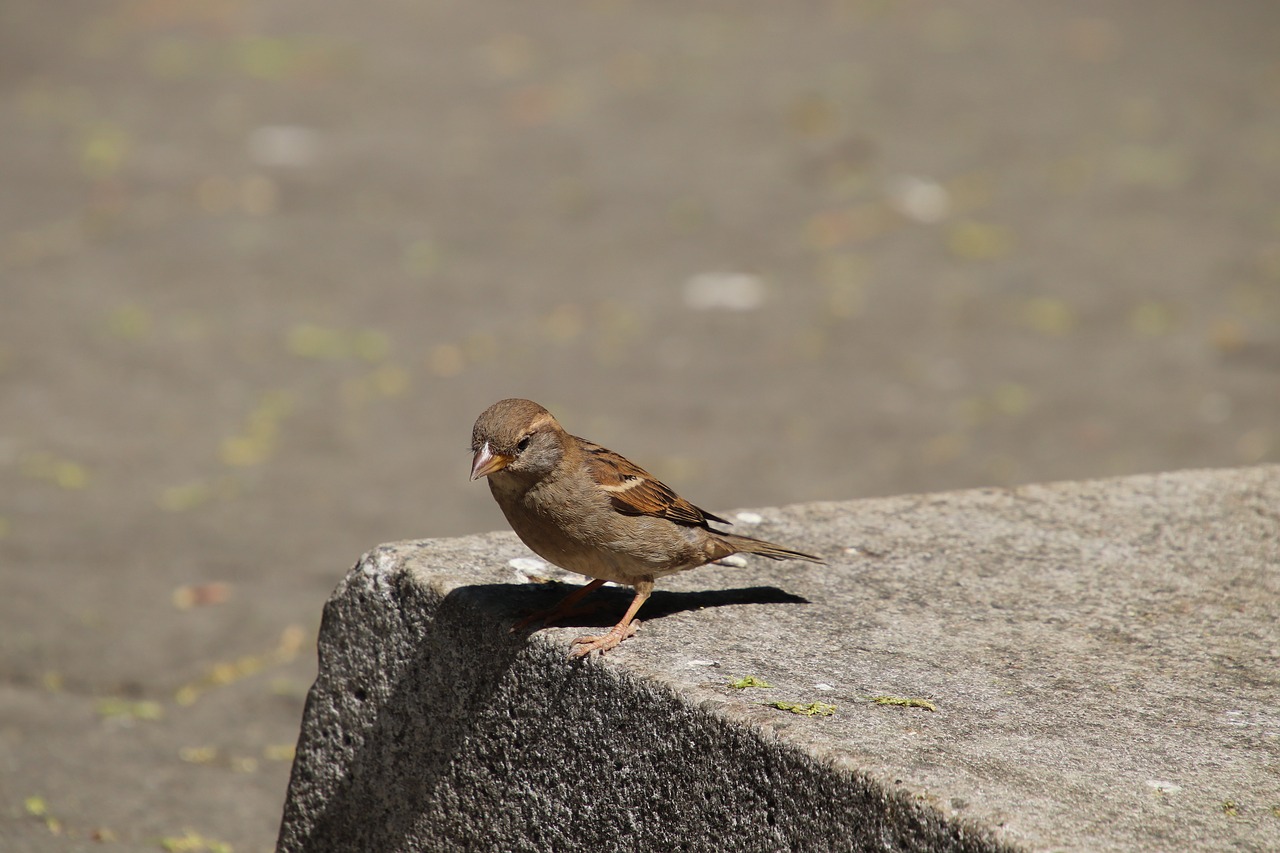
577 438 730 527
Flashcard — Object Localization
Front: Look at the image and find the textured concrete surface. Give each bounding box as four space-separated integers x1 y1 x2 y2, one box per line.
279 466 1280 852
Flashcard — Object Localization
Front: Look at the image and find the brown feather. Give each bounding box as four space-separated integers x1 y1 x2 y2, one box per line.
578 438 731 527
715 532 823 563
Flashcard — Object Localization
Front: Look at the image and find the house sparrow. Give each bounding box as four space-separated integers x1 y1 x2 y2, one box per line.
470 398 822 657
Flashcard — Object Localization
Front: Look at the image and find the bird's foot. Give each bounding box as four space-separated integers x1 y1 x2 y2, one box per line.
510 609 550 633
568 619 640 658
509 612 540 630
510 578 608 634
510 600 606 634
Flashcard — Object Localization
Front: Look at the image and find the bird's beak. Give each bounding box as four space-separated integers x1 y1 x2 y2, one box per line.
470 442 512 481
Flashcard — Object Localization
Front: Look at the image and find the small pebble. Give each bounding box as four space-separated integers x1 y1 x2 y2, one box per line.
715 555 748 568
735 511 763 525
683 272 765 311
247 125 322 168
510 556 556 584
815 682 835 691
686 659 720 667
885 174 951 223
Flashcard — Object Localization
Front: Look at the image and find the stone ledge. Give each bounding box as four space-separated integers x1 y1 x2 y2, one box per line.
278 466 1280 852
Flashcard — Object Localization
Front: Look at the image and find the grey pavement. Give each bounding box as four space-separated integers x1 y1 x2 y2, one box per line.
279 466 1280 852
2 0 1279 850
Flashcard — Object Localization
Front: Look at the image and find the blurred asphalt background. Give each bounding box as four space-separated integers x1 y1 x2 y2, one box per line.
2 1 1278 850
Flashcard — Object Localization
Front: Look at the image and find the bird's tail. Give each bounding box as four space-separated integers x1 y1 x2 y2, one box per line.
714 532 824 563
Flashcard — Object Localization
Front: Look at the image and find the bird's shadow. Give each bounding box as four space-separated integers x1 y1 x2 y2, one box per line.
461 581 810 630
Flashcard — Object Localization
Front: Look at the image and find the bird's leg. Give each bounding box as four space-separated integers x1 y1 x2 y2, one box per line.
569 580 653 657
510 578 608 633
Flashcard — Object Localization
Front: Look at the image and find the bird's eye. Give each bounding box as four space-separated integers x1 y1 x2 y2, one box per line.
516 435 532 452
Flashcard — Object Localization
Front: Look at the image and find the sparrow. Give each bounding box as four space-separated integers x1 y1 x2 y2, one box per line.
470 398 822 657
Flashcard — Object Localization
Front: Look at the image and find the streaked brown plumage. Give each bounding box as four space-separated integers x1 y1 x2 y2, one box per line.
470 398 822 656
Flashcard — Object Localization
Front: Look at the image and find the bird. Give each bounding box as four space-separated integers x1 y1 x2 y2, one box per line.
469 398 822 657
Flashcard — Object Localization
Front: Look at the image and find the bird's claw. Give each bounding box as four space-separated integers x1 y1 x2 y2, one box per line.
568 619 641 658
509 612 544 634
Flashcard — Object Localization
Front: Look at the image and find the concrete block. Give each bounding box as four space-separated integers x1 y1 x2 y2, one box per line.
278 466 1280 852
